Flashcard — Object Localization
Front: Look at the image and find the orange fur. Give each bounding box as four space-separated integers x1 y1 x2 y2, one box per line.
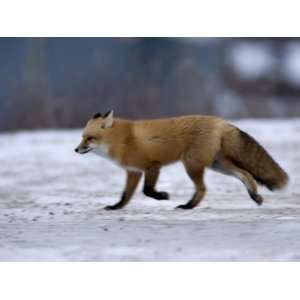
75 112 288 210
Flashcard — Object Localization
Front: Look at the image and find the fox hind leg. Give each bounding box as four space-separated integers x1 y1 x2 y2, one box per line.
212 155 263 205
143 165 169 200
177 163 206 209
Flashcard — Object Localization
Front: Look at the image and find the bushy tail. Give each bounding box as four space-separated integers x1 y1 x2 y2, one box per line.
222 127 289 191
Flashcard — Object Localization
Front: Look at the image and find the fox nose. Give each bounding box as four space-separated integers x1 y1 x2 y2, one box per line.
75 148 79 153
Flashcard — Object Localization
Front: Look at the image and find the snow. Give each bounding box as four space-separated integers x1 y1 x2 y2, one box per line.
0 119 300 261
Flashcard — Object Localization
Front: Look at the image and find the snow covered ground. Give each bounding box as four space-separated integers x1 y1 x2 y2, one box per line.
0 119 299 261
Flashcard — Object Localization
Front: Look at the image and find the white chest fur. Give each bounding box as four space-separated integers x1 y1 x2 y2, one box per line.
91 143 110 159
90 143 142 172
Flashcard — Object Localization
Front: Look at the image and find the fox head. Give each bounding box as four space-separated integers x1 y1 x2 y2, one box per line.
75 110 114 154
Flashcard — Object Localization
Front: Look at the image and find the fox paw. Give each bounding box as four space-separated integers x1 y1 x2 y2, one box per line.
144 189 170 200
175 204 194 210
248 191 264 206
104 205 122 211
155 191 169 200
253 194 263 206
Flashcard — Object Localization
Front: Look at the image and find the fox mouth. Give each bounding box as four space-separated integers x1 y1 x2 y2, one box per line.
79 148 91 154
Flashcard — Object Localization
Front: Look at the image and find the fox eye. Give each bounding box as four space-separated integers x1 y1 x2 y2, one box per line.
86 137 94 141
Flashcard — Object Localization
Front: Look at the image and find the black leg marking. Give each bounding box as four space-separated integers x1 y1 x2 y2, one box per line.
176 202 195 209
104 192 127 210
143 165 169 200
248 190 263 206
176 193 199 209
143 186 169 200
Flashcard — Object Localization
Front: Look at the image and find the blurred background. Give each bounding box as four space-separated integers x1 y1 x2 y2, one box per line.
1 37 300 132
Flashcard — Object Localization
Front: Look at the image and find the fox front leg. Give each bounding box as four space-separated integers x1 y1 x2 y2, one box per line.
104 171 142 210
143 165 169 200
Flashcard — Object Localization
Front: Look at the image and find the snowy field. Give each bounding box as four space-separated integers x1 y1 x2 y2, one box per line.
0 119 299 261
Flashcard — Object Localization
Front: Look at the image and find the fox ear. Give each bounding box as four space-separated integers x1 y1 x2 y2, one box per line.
93 112 102 119
102 110 114 128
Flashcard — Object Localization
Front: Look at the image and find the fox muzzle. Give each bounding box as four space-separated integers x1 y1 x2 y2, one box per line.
74 146 91 154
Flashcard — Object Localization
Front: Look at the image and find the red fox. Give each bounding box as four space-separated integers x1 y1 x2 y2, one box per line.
75 110 289 210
